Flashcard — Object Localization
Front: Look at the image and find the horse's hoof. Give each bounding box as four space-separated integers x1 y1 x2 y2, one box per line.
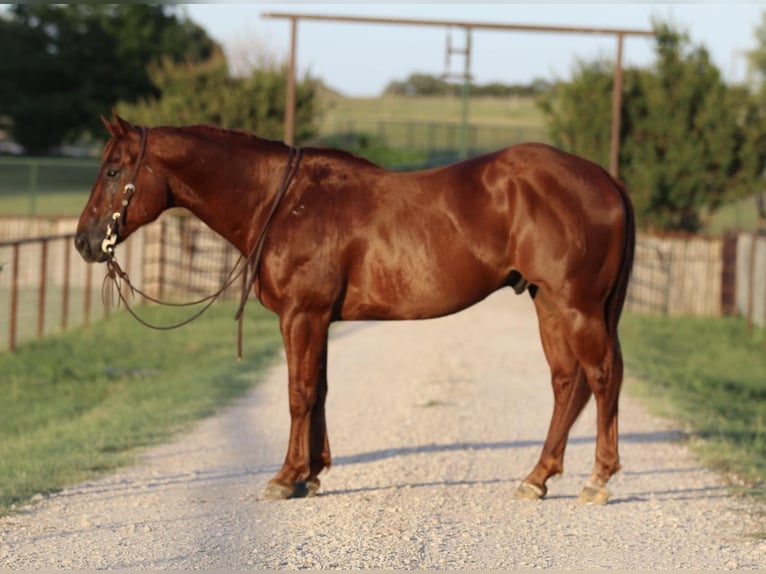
262 481 294 500
305 479 320 497
577 483 610 505
515 481 547 500
292 479 321 498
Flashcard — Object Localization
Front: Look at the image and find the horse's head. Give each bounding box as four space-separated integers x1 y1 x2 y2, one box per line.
75 111 169 263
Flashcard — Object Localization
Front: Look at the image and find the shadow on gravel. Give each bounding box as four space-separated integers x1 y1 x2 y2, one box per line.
321 478 732 504
36 431 704 507
605 484 733 505
332 430 685 467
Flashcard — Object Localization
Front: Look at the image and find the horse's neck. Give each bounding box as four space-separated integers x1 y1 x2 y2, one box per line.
159 128 290 254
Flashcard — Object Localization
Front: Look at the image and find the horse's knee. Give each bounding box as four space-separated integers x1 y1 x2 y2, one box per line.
288 383 318 418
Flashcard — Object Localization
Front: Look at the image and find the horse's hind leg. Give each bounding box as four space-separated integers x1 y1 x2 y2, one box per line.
516 295 592 500
564 303 623 504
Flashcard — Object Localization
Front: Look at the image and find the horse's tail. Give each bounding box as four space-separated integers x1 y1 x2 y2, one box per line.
604 172 636 345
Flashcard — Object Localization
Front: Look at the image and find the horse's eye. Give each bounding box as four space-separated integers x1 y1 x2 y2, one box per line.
105 168 120 179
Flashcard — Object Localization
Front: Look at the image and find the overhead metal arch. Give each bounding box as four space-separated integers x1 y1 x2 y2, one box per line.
262 12 655 177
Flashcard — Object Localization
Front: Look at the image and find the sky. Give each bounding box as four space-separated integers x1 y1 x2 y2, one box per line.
184 2 765 97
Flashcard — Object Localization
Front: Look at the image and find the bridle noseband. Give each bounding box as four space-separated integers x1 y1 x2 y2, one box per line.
101 126 147 256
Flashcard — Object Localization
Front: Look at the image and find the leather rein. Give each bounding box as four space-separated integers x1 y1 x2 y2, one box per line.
103 126 303 359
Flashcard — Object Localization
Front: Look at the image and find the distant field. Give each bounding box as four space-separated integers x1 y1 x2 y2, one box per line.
317 93 546 131
0 191 90 217
706 194 766 235
0 157 97 217
315 93 548 155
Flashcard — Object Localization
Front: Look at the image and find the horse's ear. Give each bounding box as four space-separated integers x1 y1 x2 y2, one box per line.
101 114 117 136
111 108 133 137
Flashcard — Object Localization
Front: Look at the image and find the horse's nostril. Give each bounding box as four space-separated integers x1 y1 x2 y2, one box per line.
74 233 90 258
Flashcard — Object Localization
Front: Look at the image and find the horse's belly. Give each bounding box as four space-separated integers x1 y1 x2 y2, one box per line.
340 257 504 321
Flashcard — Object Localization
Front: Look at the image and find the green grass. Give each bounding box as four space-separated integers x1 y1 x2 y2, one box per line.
706 194 766 234
0 301 281 515
0 191 90 216
0 286 110 350
621 312 766 495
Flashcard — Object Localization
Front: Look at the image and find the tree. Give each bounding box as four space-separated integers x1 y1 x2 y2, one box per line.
385 73 456 97
0 4 217 153
745 11 766 194
383 72 548 98
539 22 765 232
537 58 615 169
116 51 319 144
747 11 766 87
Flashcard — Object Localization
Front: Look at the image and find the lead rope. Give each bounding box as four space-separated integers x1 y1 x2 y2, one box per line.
104 145 303 360
235 146 303 359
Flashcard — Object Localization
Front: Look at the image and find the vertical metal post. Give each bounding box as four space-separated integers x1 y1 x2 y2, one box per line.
84 261 92 327
459 27 472 160
37 239 48 337
62 238 71 331
284 17 298 146
28 161 38 216
159 218 167 301
609 33 624 178
747 231 757 335
445 26 472 160
9 244 19 351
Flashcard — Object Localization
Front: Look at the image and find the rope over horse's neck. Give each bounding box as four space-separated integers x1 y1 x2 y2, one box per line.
234 145 303 357
105 144 303 361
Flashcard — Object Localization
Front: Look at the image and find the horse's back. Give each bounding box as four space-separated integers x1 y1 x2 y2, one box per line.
267 142 630 322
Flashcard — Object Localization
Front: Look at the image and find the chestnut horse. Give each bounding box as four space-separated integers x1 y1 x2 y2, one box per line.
76 113 634 504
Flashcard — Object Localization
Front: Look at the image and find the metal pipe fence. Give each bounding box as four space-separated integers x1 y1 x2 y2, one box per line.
0 157 99 216
3 215 766 353
322 119 547 159
0 215 235 352
0 229 143 351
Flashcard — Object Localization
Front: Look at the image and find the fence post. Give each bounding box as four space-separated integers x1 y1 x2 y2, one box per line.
37 239 48 337
61 238 71 331
747 231 758 334
721 231 737 316
84 262 92 327
28 161 38 216
9 244 19 351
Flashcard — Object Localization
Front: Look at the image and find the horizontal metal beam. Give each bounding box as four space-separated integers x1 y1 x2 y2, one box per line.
261 12 655 38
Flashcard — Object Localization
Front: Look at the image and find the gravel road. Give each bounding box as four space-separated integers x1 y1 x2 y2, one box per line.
1 290 764 569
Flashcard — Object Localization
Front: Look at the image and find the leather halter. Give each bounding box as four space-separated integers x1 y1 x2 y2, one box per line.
101 126 147 256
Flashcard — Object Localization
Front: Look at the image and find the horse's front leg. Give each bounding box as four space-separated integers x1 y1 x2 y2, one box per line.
263 308 332 500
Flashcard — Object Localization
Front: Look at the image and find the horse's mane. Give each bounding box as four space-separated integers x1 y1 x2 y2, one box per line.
168 123 286 147
109 122 383 170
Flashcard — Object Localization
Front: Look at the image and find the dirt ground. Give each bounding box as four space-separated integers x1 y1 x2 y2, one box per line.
1 289 764 569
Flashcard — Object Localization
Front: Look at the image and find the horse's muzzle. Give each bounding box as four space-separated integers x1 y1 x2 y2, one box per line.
74 229 110 263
